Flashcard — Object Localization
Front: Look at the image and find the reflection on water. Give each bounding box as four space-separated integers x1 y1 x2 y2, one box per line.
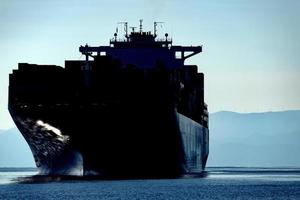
1 167 300 184
207 167 300 181
0 167 299 200
0 167 300 184
0 168 37 184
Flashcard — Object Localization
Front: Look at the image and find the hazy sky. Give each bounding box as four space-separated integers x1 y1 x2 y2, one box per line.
0 0 299 129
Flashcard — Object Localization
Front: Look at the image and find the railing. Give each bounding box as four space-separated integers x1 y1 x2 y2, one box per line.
110 38 127 43
155 38 172 43
109 38 172 43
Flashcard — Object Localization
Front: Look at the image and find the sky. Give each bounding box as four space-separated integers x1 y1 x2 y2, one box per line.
0 0 299 129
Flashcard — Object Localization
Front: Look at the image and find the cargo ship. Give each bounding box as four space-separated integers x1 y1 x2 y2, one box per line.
8 21 209 178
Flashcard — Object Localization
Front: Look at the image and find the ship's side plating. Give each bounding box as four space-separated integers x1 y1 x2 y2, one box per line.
8 21 209 177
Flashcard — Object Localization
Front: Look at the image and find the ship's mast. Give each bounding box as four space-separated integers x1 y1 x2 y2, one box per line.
139 19 143 33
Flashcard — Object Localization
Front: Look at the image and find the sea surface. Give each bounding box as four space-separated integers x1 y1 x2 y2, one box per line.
0 167 299 199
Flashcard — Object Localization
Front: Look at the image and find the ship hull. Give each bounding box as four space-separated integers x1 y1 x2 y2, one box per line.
9 60 209 178
10 108 208 177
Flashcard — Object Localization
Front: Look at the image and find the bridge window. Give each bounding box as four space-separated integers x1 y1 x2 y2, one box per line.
175 51 182 59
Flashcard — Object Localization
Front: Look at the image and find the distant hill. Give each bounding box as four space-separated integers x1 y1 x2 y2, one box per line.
207 110 300 167
0 128 35 167
0 110 300 167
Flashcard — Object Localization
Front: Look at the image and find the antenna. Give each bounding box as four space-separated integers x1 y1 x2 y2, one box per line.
139 19 143 33
130 26 137 33
118 22 128 38
154 21 164 37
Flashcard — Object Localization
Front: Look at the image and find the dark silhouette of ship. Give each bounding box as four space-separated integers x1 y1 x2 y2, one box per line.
8 20 209 178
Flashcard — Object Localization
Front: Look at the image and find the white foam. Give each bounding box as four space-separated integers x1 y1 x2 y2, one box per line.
36 120 62 136
36 120 69 142
37 151 84 176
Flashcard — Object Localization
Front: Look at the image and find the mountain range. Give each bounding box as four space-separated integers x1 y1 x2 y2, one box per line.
0 128 34 167
0 110 300 167
207 110 300 167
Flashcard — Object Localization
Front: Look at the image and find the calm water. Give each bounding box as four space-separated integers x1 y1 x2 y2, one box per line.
0 167 300 199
